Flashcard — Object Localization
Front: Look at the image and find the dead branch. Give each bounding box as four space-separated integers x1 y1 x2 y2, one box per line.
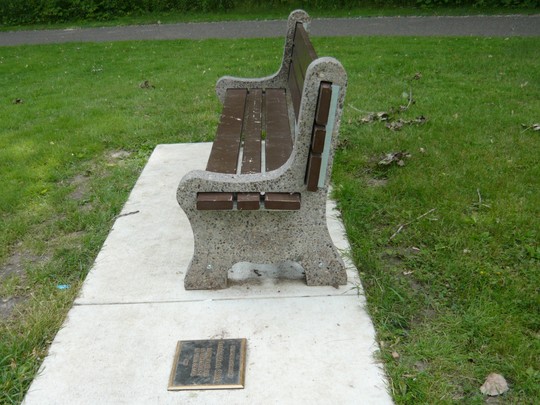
389 208 436 241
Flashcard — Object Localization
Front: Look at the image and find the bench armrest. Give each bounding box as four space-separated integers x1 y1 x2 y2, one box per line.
177 163 302 212
215 74 285 104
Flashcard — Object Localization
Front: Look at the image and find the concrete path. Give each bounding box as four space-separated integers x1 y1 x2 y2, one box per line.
1 15 539 46
23 143 392 404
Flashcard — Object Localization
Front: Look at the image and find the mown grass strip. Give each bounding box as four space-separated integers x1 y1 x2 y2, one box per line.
0 36 539 403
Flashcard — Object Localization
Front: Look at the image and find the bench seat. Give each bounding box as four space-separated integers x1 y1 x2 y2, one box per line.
198 88 299 211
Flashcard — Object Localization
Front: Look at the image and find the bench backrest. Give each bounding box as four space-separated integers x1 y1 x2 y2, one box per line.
285 22 339 192
288 23 317 121
210 10 347 198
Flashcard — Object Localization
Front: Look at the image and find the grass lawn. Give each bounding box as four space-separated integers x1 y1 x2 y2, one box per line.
1 35 539 403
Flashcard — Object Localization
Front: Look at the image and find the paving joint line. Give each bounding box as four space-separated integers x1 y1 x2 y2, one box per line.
74 292 358 307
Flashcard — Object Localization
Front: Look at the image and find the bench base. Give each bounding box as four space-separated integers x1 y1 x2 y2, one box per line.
183 209 347 290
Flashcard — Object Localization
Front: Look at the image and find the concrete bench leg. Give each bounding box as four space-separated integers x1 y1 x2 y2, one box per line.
184 255 230 290
182 209 347 290
300 242 347 287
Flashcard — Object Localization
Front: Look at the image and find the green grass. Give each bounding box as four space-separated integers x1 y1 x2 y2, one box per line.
1 5 539 32
1 36 539 403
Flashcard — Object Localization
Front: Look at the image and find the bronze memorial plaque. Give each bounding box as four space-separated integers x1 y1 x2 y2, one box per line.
168 339 247 390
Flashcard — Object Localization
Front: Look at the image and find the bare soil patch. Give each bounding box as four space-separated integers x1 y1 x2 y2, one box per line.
0 296 25 320
0 248 49 281
68 173 91 201
107 150 131 162
367 178 388 187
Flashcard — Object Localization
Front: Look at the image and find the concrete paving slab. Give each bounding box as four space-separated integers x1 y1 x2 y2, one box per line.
23 143 393 404
76 143 360 305
24 296 391 404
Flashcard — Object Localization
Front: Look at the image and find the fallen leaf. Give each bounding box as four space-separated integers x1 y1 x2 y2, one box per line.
413 115 427 124
386 120 405 131
360 111 390 124
480 373 509 396
391 351 400 360
12 98 23 104
385 116 426 131
378 151 411 166
360 113 375 123
413 72 422 80
139 80 155 89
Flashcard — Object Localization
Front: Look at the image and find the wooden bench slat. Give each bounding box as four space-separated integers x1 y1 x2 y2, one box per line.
197 192 234 210
206 89 247 174
241 89 263 174
291 54 306 104
265 193 301 210
265 89 293 172
293 23 317 75
311 125 326 154
306 154 322 192
287 23 317 121
237 192 261 210
315 82 332 126
288 61 302 120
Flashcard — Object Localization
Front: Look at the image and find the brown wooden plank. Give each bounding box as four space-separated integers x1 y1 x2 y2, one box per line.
265 193 301 210
197 193 234 210
315 82 332 126
287 61 302 120
206 89 247 174
237 193 261 210
241 89 263 174
286 23 317 121
311 125 326 154
265 89 293 172
291 51 305 98
293 23 317 75
306 154 322 192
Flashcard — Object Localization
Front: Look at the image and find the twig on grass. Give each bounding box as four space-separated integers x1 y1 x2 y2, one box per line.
477 188 482 207
349 84 425 130
348 104 370 114
401 86 414 112
389 208 436 241
474 189 491 210
520 123 540 133
114 210 140 220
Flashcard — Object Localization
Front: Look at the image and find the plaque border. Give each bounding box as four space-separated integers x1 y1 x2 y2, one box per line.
168 338 247 391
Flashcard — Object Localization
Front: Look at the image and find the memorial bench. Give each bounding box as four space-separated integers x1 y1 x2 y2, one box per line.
177 10 348 290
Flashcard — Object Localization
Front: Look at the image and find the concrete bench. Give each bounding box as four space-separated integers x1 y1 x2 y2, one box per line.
177 10 348 290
